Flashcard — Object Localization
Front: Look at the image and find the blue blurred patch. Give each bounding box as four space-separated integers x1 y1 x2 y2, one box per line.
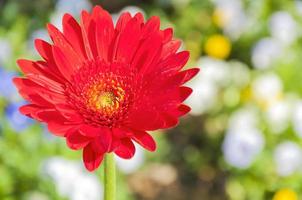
5 101 33 132
0 67 19 101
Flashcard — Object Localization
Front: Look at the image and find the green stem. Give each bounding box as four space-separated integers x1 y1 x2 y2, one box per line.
104 153 116 200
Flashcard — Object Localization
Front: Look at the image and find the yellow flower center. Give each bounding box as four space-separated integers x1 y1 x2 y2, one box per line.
86 80 125 117
96 91 116 109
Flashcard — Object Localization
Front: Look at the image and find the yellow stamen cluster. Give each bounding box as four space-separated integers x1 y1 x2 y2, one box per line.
86 80 125 117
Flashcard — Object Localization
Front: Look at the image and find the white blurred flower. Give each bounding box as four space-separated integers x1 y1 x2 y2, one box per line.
42 157 82 196
213 0 248 39
196 57 230 87
252 38 283 69
274 141 302 177
186 79 218 115
0 38 12 64
269 11 298 45
120 6 146 18
186 57 232 115
51 0 92 30
228 107 258 131
115 143 145 174
42 157 102 200
222 127 265 169
71 174 103 200
266 99 292 134
252 73 283 105
293 101 302 138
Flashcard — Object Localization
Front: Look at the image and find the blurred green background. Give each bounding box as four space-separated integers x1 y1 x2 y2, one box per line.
1 0 302 199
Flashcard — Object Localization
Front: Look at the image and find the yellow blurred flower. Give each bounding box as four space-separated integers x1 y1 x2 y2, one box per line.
273 188 298 200
204 34 231 59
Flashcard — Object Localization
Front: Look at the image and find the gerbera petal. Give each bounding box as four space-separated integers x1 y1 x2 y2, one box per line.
91 131 112 153
66 130 90 150
35 109 77 136
13 78 65 106
114 138 136 159
179 86 193 102
133 13 144 24
165 68 200 87
132 130 156 152
47 23 84 68
127 110 165 131
52 46 74 81
161 39 181 59
161 112 179 128
94 7 114 61
55 104 83 122
19 104 44 119
83 143 104 171
163 28 173 43
62 14 87 58
131 31 163 73
115 12 132 32
159 51 190 74
80 10 95 59
17 59 62 83
172 104 191 117
141 16 160 38
115 17 142 62
34 39 57 66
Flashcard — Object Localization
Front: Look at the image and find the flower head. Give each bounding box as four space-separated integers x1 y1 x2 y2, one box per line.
13 6 198 171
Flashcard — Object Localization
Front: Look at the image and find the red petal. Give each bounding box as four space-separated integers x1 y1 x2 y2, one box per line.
47 23 83 69
115 17 142 63
95 7 114 61
132 130 156 152
83 144 104 171
17 59 63 83
13 78 64 106
163 28 173 43
165 68 200 87
179 86 193 102
78 124 101 137
173 104 191 117
62 14 87 58
114 138 136 159
34 40 59 74
161 40 181 60
134 13 144 24
19 104 44 119
80 10 95 59
66 130 90 150
91 131 112 153
52 46 74 81
55 104 83 122
127 110 164 131
131 31 163 73
161 112 179 128
141 16 160 38
115 12 132 32
159 51 190 75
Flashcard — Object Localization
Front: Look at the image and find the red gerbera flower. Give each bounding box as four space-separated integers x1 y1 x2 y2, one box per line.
13 6 199 171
